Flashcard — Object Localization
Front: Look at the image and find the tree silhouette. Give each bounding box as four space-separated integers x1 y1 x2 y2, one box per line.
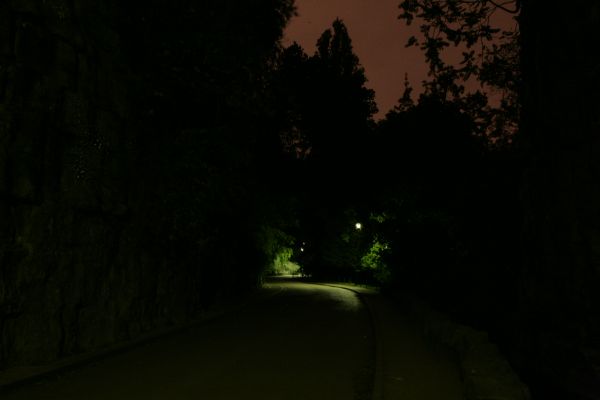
308 19 377 165
394 2 600 398
272 19 378 279
116 0 298 291
399 0 520 146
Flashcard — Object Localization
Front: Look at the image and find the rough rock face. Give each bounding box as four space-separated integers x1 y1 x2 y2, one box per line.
0 1 233 368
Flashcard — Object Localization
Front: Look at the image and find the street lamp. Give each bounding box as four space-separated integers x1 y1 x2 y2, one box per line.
355 222 362 230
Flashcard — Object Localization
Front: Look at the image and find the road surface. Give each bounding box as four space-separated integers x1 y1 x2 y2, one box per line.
2 279 375 400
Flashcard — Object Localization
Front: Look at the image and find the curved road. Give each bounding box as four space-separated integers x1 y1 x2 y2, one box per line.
3 280 375 400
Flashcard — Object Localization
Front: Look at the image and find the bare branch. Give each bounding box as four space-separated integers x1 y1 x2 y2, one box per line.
487 0 520 14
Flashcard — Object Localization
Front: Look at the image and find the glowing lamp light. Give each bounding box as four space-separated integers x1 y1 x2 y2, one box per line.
300 247 305 252
355 222 362 230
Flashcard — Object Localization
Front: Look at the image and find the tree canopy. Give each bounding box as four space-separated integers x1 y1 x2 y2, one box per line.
399 0 521 146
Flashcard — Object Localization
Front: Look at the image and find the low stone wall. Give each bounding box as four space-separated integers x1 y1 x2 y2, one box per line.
401 295 531 400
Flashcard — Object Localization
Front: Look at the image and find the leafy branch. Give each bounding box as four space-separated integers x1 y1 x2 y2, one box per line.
399 0 520 147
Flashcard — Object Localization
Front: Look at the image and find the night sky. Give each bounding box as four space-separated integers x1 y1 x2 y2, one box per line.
284 0 420 118
285 0 516 118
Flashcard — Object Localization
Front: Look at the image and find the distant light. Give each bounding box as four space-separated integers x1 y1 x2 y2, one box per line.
355 223 362 230
300 247 305 252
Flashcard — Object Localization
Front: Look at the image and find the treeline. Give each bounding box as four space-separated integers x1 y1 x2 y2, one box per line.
270 19 522 330
271 3 600 398
116 0 299 293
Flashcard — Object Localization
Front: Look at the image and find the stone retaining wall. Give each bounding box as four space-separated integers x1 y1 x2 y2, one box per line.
401 295 531 400
0 0 216 369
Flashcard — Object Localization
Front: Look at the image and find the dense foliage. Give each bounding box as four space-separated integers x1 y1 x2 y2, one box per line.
399 0 521 147
272 19 378 279
271 12 522 314
116 0 297 290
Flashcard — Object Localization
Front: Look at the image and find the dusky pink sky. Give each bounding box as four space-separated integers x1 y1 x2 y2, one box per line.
283 0 424 119
283 0 516 119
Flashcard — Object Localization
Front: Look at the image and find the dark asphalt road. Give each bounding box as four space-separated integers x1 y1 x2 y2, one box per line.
3 279 375 400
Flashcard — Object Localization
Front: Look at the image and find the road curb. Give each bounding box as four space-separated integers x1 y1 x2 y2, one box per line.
310 282 384 400
313 282 531 400
395 294 532 400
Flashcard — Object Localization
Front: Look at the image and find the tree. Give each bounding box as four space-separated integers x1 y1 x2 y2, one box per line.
399 0 520 146
273 19 378 279
308 19 378 164
398 1 600 397
117 0 298 290
276 20 377 166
